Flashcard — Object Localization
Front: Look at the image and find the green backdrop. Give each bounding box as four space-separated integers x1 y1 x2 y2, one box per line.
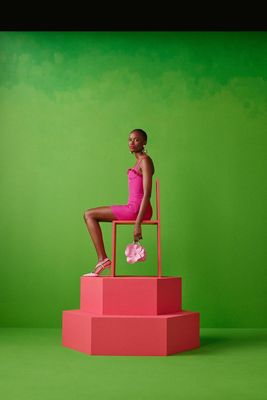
0 32 266 328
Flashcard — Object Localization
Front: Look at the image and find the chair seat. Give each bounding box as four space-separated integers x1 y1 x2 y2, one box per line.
113 219 159 224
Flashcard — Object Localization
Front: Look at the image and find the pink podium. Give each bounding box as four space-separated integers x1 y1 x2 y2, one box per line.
62 276 200 356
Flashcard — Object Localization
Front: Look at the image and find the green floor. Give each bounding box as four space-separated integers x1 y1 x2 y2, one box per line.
0 328 266 400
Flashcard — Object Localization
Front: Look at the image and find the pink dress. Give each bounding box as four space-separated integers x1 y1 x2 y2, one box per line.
111 156 153 221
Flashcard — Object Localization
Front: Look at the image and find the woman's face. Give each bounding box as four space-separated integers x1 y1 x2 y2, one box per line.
128 132 144 153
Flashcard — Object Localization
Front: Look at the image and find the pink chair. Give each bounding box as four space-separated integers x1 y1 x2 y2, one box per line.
111 178 162 277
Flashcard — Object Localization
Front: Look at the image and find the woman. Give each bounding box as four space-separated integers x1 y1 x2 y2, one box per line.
82 128 155 276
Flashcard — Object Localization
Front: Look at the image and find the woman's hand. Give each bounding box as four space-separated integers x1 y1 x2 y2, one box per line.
134 222 142 242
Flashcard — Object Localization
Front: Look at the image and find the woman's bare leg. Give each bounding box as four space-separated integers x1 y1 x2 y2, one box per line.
83 206 117 262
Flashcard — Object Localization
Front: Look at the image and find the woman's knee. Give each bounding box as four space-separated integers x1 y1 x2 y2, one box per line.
84 209 95 221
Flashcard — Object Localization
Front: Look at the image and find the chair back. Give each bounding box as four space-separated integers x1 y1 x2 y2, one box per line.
155 178 160 221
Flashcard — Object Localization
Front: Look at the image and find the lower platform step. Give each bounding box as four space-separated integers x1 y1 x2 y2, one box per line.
62 309 200 356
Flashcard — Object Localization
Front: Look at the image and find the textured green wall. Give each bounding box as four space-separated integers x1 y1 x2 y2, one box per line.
0 32 266 327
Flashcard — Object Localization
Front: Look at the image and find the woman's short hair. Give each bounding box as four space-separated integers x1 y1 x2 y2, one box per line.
130 129 147 142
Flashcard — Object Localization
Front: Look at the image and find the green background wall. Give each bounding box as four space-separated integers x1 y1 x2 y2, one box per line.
0 32 266 328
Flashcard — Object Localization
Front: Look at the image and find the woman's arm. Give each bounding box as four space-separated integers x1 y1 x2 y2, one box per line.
134 158 153 240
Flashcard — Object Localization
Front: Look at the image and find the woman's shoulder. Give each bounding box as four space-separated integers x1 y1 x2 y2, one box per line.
141 154 153 162
140 155 155 174
145 154 154 163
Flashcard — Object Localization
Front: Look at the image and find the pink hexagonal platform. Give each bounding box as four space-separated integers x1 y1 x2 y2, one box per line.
62 276 200 356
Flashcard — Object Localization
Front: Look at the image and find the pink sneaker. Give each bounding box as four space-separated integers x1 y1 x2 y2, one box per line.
82 257 112 277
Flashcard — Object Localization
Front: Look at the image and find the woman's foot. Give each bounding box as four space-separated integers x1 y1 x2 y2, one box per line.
82 257 112 277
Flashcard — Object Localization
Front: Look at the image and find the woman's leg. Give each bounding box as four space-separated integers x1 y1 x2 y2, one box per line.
83 206 117 262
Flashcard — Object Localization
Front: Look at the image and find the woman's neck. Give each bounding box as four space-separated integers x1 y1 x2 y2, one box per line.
135 152 146 160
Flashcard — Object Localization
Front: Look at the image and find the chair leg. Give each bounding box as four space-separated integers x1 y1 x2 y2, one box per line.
157 222 162 277
111 222 117 277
